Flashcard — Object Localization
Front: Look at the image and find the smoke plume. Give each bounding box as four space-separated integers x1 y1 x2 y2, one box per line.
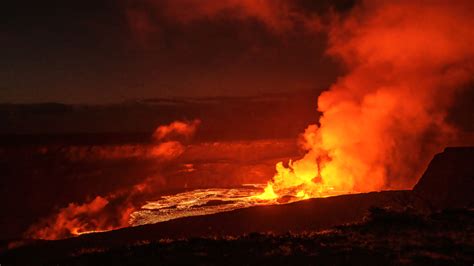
266 0 474 197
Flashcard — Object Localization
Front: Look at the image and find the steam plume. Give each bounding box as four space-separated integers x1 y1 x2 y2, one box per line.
266 0 474 197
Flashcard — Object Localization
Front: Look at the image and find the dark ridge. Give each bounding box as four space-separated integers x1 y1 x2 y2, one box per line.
414 146 474 209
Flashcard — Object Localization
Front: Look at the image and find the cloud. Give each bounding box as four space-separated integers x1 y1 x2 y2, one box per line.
263 0 474 197
125 0 323 45
153 119 201 142
159 0 302 31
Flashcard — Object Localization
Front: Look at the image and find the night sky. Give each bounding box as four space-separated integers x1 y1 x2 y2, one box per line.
1 0 354 104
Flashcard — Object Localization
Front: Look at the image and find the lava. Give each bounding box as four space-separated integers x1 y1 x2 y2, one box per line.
130 185 274 226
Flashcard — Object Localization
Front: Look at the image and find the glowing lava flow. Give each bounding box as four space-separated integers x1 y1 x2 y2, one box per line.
131 181 350 227
130 185 280 226
73 229 112 236
131 132 357 227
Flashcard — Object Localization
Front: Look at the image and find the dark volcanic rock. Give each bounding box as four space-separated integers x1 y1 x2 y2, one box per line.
413 147 474 209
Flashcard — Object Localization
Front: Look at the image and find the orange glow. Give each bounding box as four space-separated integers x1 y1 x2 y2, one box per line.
153 120 200 141
74 229 111 236
257 0 474 201
255 183 278 200
25 196 112 240
25 120 200 240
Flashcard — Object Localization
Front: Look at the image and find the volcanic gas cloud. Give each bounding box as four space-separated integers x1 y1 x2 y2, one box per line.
259 0 474 200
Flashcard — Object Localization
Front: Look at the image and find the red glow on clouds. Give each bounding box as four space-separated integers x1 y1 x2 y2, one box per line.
25 120 200 240
126 0 322 43
153 119 200 142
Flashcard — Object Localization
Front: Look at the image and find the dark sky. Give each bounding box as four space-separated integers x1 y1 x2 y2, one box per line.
1 0 354 104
